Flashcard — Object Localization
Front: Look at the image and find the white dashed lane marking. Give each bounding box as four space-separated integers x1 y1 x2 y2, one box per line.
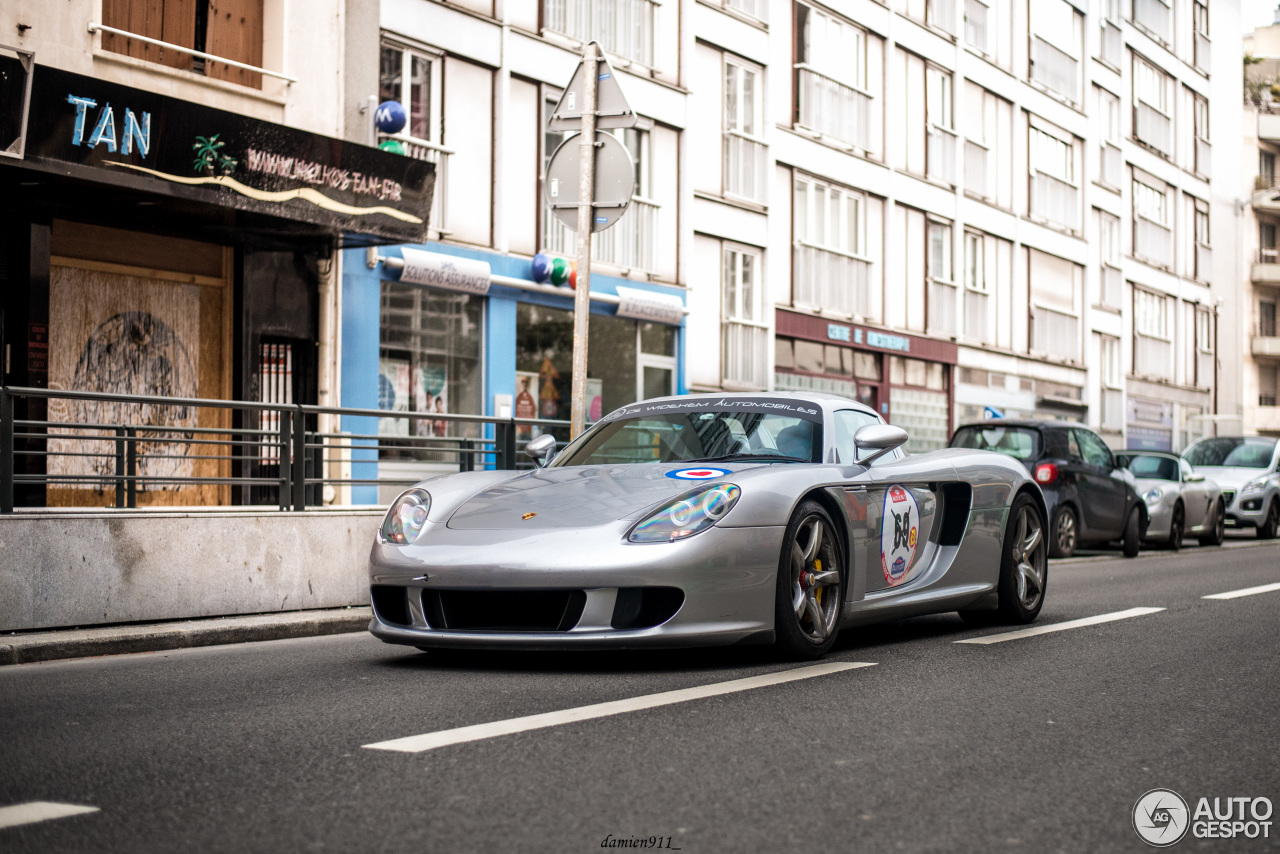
364 660 876 754
0 802 99 831
955 607 1166 645
1203 582 1280 600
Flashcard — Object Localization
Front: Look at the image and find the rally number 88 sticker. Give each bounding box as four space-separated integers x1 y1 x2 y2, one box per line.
880 484 920 586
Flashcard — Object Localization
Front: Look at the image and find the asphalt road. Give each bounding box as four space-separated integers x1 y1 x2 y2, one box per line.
3 536 1278 853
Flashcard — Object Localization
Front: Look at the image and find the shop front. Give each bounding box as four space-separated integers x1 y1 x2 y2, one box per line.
341 244 685 503
0 58 432 508
774 310 957 452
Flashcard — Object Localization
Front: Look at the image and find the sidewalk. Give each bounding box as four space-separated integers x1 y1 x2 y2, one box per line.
0 607 371 666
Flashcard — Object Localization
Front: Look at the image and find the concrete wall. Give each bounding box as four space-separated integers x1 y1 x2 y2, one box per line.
0 512 382 632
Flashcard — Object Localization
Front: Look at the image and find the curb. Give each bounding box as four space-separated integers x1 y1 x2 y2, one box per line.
0 607 372 666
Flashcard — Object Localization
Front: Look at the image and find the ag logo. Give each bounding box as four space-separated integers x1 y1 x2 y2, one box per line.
1133 789 1190 847
879 484 920 587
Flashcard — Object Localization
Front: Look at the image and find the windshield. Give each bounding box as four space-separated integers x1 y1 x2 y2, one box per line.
950 425 1042 463
1118 453 1178 482
1183 437 1277 469
552 399 824 467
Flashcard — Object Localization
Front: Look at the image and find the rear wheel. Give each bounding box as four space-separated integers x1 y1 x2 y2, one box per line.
774 501 843 660
1198 499 1225 547
1049 505 1077 559
1168 502 1184 551
1257 500 1279 540
992 494 1048 623
1122 506 1141 558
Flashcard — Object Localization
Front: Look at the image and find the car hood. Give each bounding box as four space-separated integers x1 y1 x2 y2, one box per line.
1132 478 1178 497
1190 467 1269 490
445 462 763 530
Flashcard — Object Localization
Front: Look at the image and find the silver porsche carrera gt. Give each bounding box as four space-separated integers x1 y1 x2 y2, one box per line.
368 393 1049 659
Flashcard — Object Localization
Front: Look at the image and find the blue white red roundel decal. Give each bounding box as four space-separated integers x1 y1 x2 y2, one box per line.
880 484 920 586
666 467 730 480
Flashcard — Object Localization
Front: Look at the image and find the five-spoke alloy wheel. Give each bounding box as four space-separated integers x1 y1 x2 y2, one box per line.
775 500 843 659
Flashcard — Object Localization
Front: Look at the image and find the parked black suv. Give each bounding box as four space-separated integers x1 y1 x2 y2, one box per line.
950 419 1147 558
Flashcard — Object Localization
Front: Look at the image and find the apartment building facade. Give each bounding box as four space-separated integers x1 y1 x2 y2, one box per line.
688 0 1240 452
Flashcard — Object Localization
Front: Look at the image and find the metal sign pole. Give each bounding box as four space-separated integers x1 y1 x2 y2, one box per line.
569 42 598 439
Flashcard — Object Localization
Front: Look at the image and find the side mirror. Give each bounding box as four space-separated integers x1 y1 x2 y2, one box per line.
1185 472 1205 483
524 433 558 468
854 424 908 466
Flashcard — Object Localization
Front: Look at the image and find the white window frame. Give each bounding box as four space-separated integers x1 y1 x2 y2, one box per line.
963 0 990 56
1135 288 1172 341
1133 178 1169 227
928 218 954 284
796 3 867 91
964 230 986 293
1133 54 1169 114
723 243 763 324
1101 334 1122 388
724 56 767 203
380 39 443 145
1030 124 1075 185
926 65 953 130
794 175 866 258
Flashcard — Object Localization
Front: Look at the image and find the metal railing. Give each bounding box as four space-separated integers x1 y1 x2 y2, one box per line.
1030 171 1077 230
0 387 570 514
927 125 956 185
1030 36 1078 102
795 66 872 151
88 21 296 84
544 196 659 271
794 243 871 317
722 321 769 389
378 133 452 233
544 0 656 67
724 131 768 203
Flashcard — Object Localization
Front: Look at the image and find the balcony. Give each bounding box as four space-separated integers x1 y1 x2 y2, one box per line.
795 66 871 152
543 196 659 272
1251 253 1280 283
1260 113 1280 143
927 125 956 185
1100 20 1123 67
1099 141 1123 189
1135 101 1172 154
1030 37 1079 103
1134 332 1173 380
1030 171 1077 231
1133 0 1172 45
1134 215 1172 268
794 243 871 318
1030 306 1080 362
965 140 990 200
724 131 767 204
1255 336 1280 360
378 134 452 234
543 0 656 67
928 279 957 337
1195 137 1212 179
722 320 769 389
724 0 767 21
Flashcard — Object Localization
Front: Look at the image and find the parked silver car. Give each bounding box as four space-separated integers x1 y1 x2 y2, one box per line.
1181 437 1280 539
1116 451 1224 548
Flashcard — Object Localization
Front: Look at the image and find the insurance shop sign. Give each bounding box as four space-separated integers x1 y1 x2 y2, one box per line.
9 60 433 243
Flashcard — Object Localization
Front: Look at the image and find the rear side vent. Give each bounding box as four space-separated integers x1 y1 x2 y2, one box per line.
611 587 684 630
371 585 412 626
937 483 973 546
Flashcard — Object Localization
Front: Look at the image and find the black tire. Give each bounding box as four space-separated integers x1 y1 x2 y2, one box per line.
1049 505 1077 559
1168 502 1184 551
1257 500 1279 540
1122 506 1141 558
1198 498 1225 547
993 493 1048 623
774 500 844 660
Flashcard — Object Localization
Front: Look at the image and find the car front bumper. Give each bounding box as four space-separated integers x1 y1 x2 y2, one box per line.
367 521 784 649
1224 489 1271 528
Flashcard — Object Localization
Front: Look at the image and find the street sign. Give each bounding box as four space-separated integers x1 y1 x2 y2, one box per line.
544 130 635 233
548 51 637 131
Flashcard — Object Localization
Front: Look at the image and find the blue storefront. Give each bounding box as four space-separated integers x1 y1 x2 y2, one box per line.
340 243 686 503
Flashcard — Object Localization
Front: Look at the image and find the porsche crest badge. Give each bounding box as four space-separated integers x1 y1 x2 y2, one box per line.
522 512 537 520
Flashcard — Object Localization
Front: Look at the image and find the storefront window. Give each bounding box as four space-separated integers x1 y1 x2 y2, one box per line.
888 356 950 452
378 283 482 455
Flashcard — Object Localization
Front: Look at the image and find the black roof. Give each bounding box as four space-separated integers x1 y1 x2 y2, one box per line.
953 418 1088 432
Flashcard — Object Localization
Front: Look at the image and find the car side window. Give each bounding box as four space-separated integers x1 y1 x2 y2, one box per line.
1074 429 1114 468
1063 430 1081 460
834 409 881 464
1179 459 1195 482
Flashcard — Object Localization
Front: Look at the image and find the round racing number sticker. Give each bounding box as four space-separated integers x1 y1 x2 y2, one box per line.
880 484 920 586
667 467 731 480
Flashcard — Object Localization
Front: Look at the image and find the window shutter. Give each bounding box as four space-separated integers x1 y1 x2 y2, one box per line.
207 0 265 89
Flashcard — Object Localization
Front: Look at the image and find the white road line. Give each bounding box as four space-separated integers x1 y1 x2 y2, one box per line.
0 802 99 831
1203 582 1280 600
955 607 1166 645
364 660 875 754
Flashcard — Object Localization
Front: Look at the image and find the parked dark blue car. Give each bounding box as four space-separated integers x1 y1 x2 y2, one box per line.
950 419 1147 558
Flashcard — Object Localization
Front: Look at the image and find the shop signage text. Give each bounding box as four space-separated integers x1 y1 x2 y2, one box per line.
67 95 150 157
616 286 684 326
398 248 491 295
826 322 911 353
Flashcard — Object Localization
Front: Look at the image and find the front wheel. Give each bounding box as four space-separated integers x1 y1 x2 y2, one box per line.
774 500 844 660
1122 506 1141 558
1257 500 1279 540
1168 502 1184 551
1198 499 1225 546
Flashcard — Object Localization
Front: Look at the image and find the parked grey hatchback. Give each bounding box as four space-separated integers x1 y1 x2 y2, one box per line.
1181 437 1280 539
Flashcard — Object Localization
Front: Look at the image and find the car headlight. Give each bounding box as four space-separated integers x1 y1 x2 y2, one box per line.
629 484 742 543
1143 487 1163 505
1241 478 1267 495
381 488 432 544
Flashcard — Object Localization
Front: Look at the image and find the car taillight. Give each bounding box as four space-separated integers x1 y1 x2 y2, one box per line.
1034 463 1058 485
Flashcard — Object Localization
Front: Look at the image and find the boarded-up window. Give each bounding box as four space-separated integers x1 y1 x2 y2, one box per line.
102 0 264 89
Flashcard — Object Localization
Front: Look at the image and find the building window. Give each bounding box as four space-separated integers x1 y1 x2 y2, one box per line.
964 231 991 344
1262 152 1277 190
1262 365 1279 408
927 219 956 337
926 0 956 36
1029 0 1082 105
722 0 767 22
1192 0 1210 72
724 58 766 203
1132 0 1172 46
1133 287 1174 380
723 246 767 389
1099 0 1122 67
1028 249 1081 362
1133 176 1172 268
1133 54 1173 155
793 176 872 317
1192 197 1211 282
101 0 265 88
926 65 955 185
1195 306 1213 388
1261 222 1278 264
964 83 1009 206
1261 299 1277 338
1097 87 1122 189
795 4 874 153
1099 334 1124 430
1098 210 1122 308
1029 121 1077 231
1192 93 1211 178
543 0 657 67
964 0 989 56
380 41 448 232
